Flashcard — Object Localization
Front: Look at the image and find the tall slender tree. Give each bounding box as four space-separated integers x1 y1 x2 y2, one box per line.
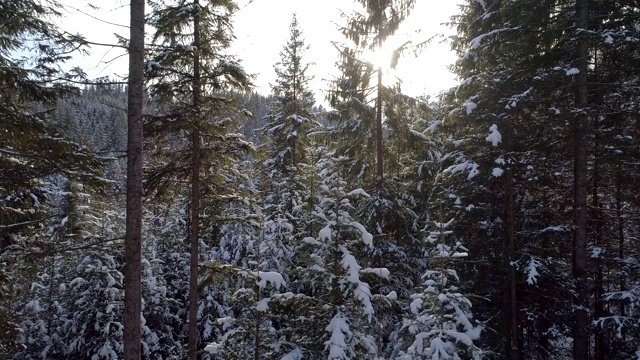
572 0 589 358
259 13 320 282
124 0 145 358
188 0 203 357
145 0 252 357
262 14 318 179
327 0 415 188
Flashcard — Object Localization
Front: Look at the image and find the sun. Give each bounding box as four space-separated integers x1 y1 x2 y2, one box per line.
363 42 398 70
360 37 458 96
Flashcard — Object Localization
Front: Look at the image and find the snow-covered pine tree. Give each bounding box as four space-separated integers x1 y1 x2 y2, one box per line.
63 251 124 360
0 0 104 350
324 44 376 188
394 181 483 359
358 91 433 356
204 17 325 358
14 255 69 359
259 13 321 271
325 7 428 354
145 0 253 356
316 152 381 359
199 163 271 360
442 0 584 357
442 1 640 357
205 263 288 359
141 198 191 359
277 151 380 359
139 254 187 360
375 96 449 356
12 171 120 360
262 14 318 181
208 162 263 270
380 107 485 359
208 149 380 359
395 238 483 359
584 2 640 358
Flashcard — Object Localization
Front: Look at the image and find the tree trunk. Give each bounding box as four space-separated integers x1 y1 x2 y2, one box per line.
538 180 551 360
507 176 520 360
123 0 145 358
573 0 589 358
375 66 384 188
188 1 202 358
254 283 261 360
592 130 605 360
615 168 625 329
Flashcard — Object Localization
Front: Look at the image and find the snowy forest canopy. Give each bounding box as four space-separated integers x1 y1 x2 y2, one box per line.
1 0 639 359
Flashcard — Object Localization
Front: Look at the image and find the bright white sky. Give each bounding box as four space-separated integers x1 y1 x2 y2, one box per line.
58 0 461 102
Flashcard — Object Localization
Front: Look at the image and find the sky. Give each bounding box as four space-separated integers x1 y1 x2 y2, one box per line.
58 0 461 101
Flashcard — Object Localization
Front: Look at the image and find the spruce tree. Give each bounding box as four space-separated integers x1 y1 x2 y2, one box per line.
124 0 145 357
300 151 379 359
260 14 320 263
327 0 416 187
585 2 640 358
13 178 125 360
442 0 577 355
325 46 376 187
64 251 124 360
441 0 640 358
143 197 191 359
0 0 104 354
14 257 69 359
325 3 433 356
262 14 318 179
146 0 252 356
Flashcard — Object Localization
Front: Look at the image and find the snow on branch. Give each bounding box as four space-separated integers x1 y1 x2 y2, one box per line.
237 270 286 290
469 27 521 49
486 124 502 147
340 247 374 316
360 267 390 280
346 188 370 198
349 221 373 247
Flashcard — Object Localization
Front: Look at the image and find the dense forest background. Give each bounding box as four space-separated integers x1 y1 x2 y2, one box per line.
1 0 639 359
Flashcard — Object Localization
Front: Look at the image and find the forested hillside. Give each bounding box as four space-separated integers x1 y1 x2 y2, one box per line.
1 0 639 359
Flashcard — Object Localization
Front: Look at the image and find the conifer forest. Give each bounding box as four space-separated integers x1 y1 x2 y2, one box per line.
2 0 640 359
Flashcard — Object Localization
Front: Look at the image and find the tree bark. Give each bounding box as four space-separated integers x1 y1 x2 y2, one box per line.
592 129 605 360
507 176 520 360
375 66 384 188
254 283 261 360
573 0 589 358
615 168 625 329
123 0 145 358
188 0 202 358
